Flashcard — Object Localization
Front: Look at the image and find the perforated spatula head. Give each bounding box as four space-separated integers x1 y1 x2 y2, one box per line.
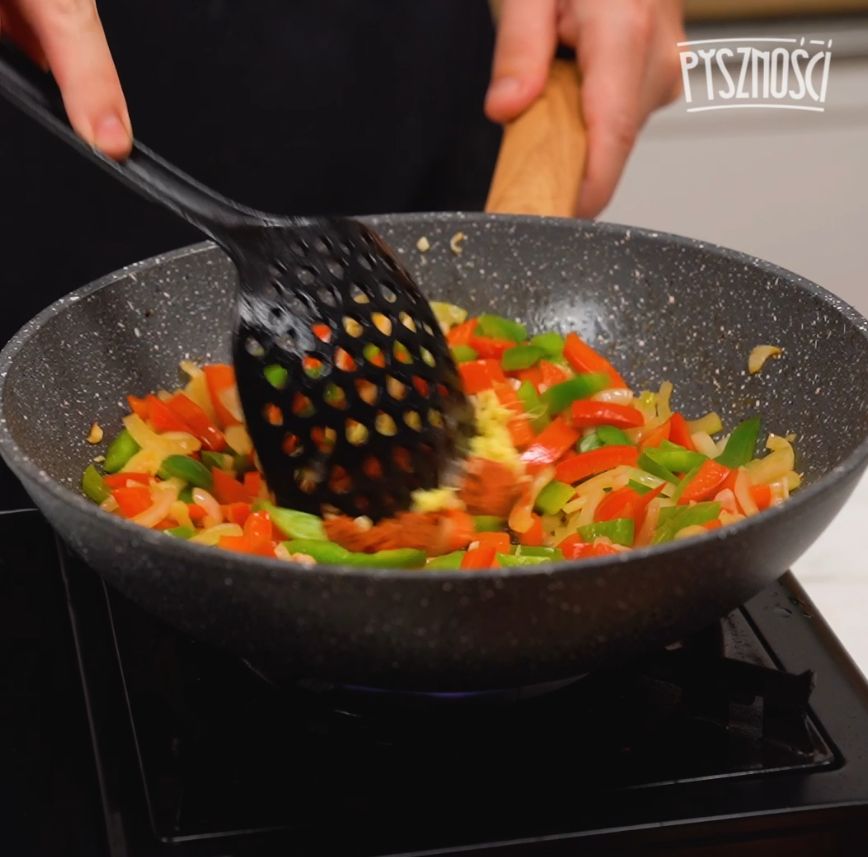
229 217 475 518
0 42 475 521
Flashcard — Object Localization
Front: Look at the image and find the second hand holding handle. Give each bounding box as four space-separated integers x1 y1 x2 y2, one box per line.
485 58 587 218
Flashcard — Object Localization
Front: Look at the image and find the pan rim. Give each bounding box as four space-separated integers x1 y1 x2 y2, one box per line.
0 214 866 582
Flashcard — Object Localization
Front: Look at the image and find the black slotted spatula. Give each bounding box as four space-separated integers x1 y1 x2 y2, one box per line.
0 42 474 520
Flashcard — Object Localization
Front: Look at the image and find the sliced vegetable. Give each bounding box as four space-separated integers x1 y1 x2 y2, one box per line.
652 502 722 544
648 443 707 474
717 417 762 468
517 513 545 547
534 480 574 515
167 393 226 451
571 401 644 429
202 451 234 471
260 502 326 541
558 534 619 560
458 359 507 394
669 412 696 451
563 332 627 389
113 486 152 518
450 344 478 363
473 515 506 532
104 429 141 473
446 318 478 347
82 464 110 504
426 551 466 569
529 332 564 359
596 425 632 447
204 364 242 427
541 373 610 415
475 314 527 342
521 416 581 467
578 518 635 547
555 445 639 485
160 455 213 490
283 539 350 564
167 526 196 539
637 449 679 484
579 432 604 452
502 345 545 371
474 531 511 554
496 553 549 567
675 459 730 504
516 381 550 432
211 467 249 505
461 544 497 569
515 545 564 560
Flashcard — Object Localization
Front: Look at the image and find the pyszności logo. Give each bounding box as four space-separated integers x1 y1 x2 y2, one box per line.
679 36 832 113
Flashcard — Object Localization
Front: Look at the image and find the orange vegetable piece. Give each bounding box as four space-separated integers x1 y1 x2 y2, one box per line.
751 484 773 510
147 394 192 433
518 513 545 547
222 502 252 527
447 318 478 347
468 335 513 360
678 460 731 504
458 359 507 395
167 393 226 451
474 531 511 555
521 416 580 468
555 445 639 485
537 360 571 390
211 467 249 505
570 401 644 429
243 470 263 500
563 332 627 389
203 364 242 428
187 504 207 522
113 486 152 518
493 381 534 449
103 472 150 489
461 544 497 570
640 419 672 450
127 395 150 419
669 412 696 451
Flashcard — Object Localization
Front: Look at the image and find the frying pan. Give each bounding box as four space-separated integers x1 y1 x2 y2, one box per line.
0 63 867 691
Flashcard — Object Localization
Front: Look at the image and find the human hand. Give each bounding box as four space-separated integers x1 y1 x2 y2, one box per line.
0 0 131 158
485 0 684 218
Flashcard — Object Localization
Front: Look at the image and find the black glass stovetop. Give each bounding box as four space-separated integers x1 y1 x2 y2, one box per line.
4 503 868 856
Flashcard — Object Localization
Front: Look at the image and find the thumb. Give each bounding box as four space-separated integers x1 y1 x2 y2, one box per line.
484 0 558 124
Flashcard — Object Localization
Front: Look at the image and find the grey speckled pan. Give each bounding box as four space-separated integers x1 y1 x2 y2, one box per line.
1 213 867 692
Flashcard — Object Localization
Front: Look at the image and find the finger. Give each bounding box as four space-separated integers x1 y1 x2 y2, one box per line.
16 0 132 159
484 0 558 123
0 6 49 68
573 4 653 217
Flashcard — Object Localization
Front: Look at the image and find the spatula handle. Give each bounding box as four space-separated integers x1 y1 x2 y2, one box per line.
485 58 587 218
0 40 256 241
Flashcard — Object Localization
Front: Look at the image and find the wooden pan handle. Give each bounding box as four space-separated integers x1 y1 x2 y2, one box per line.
485 58 586 217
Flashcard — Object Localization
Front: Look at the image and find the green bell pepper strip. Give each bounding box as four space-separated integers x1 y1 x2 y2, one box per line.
104 429 140 474
179 485 195 504
517 381 550 432
283 539 350 563
515 545 565 561
426 551 466 569
201 451 234 472
529 332 565 358
501 345 545 371
450 344 478 363
233 453 255 475
82 464 110 504
652 501 721 544
160 455 213 490
541 373 610 415
497 553 549 567
167 526 196 539
645 446 706 474
259 503 326 541
263 363 289 390
342 548 427 568
597 425 631 446
534 480 574 515
578 518 635 547
475 314 527 342
627 479 653 496
638 450 680 484
473 515 506 532
579 432 604 452
716 416 762 468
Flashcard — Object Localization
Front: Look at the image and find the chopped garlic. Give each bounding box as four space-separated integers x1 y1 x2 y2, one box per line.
86 422 104 444
411 487 462 514
416 236 431 252
449 232 466 255
749 345 783 375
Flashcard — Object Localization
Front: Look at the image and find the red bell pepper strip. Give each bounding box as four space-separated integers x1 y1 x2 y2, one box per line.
458 359 507 395
243 470 264 500
468 335 514 360
558 533 619 560
103 472 150 489
244 511 274 555
147 395 192 434
113 486 152 518
515 365 543 388
521 416 581 468
447 318 478 347
571 401 644 429
443 510 476 552
211 467 249 505
203 364 242 428
677 460 731 504
563 332 627 389
537 360 571 390
222 502 252 527
555 445 639 485
493 381 535 448
594 486 641 523
461 544 496 570
669 412 696 451
127 395 150 419
474 531 511 555
639 418 672 450
187 503 207 522
167 394 226 451
518 513 545 547
751 484 773 510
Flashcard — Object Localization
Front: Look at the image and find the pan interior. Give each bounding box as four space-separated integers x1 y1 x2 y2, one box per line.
2 216 867 505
